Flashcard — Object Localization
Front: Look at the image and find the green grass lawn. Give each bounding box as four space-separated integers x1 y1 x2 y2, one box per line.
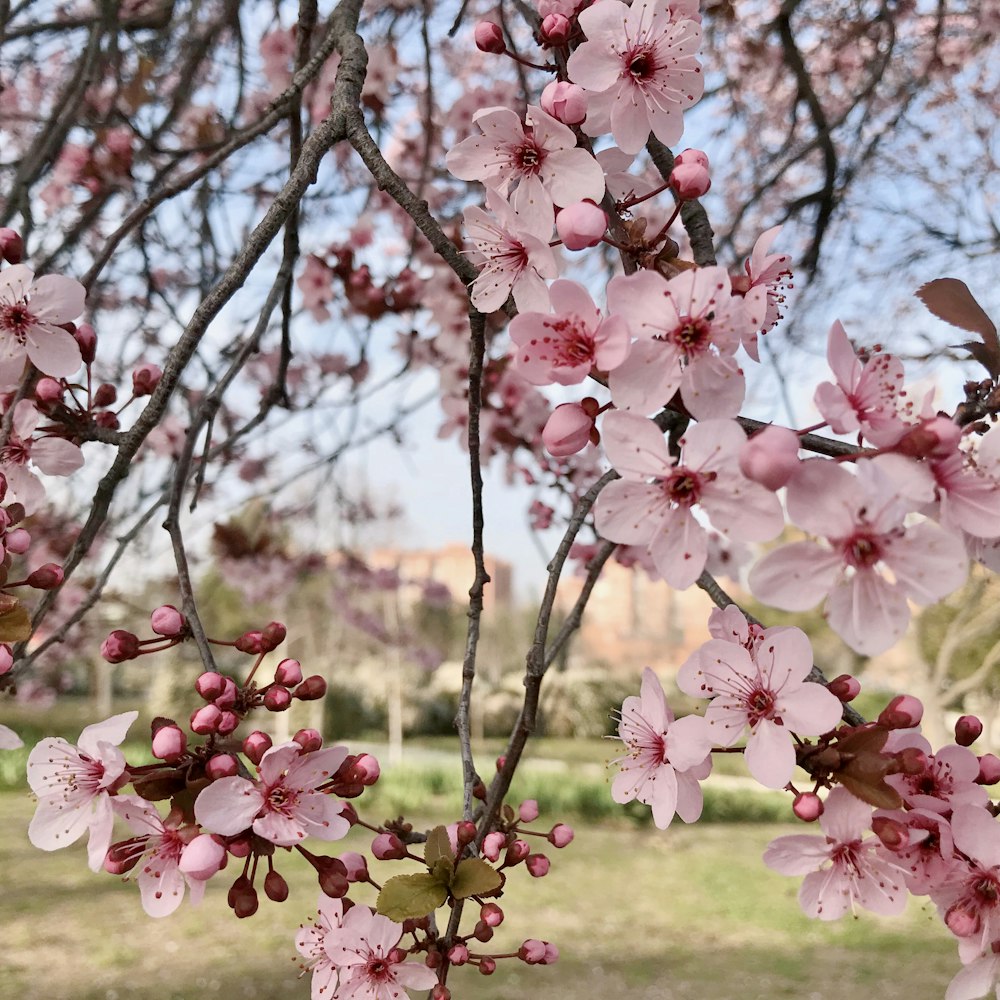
0 788 959 1000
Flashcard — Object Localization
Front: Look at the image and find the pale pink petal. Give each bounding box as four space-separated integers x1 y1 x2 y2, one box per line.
77 711 139 757
763 834 832 875
778 683 843 737
194 776 263 835
748 542 841 610
30 437 84 477
25 328 83 378
825 571 910 656
595 479 671 544
681 354 745 418
663 713 712 771
602 410 675 479
137 850 187 917
744 719 795 789
882 521 967 605
0 723 22 749
946 955 1000 1000
799 866 852 921
785 459 862 538
30 273 86 323
674 769 706 823
648 762 680 829
609 338 683 412
819 786 873 842
647 507 708 588
951 805 1000 871
852 856 907 916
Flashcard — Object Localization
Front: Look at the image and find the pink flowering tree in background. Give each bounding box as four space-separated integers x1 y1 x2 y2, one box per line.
4 1 1000 998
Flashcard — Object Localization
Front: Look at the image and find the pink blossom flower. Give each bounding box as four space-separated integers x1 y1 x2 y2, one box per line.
27 711 138 871
446 105 605 216
947 949 1000 1000
677 626 842 788
194 742 350 847
509 279 629 385
749 458 968 655
872 807 957 896
462 188 557 313
734 226 792 360
885 735 988 816
568 0 703 155
611 667 713 829
322 904 439 999
763 786 908 920
930 424 1000 539
595 412 783 589
295 894 346 1000
813 321 907 446
607 266 751 418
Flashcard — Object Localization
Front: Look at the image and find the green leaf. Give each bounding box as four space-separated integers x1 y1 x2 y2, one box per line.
450 858 502 900
424 825 453 868
430 857 454 885
0 601 31 642
376 873 448 921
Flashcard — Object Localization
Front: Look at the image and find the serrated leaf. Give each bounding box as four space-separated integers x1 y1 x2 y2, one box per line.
916 278 1000 379
424 825 453 868
0 602 31 642
376 873 448 921
430 857 454 885
450 858 502 900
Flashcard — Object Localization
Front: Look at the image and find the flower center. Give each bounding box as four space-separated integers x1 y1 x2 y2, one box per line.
267 785 297 815
674 316 712 353
628 49 653 80
544 316 595 366
366 958 391 981
658 468 704 507
0 302 35 344
0 432 30 467
517 144 541 172
746 688 776 726
842 533 882 569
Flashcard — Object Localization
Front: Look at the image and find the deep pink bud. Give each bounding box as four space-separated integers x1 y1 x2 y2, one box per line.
474 920 494 943
482 831 506 862
540 81 587 125
339 851 369 882
104 842 143 875
294 675 327 700
878 694 923 730
518 799 540 823
228 836 252 859
0 228 24 264
896 746 928 775
540 12 571 44
216 710 240 735
131 363 162 397
504 839 530 865
556 201 607 251
977 754 1000 785
275 658 303 686
495 754 506 771
0 644 13 677
738 425 800 490
195 671 226 701
547 823 574 848
101 629 140 663
261 621 287 651
150 604 186 638
35 378 64 404
828 674 861 702
74 323 97 364
263 685 292 711
179 834 228 880
6 528 30 555
431 986 451 1000
372 832 407 860
894 416 963 460
474 20 505 53
872 815 908 851
519 939 547 964
526 853 550 877
205 753 239 779
190 704 222 735
478 958 496 976
228 875 259 918
946 901 982 938
26 563 64 589
455 820 477 846
242 730 272 764
542 402 594 457
956 715 984 747
93 410 119 430
543 943 559 964
480 902 504 926
235 629 264 654
151 724 187 761
352 753 380 784
447 944 469 965
675 148 710 170
93 382 117 407
669 161 711 200
293 728 323 753
213 677 239 710
264 869 289 902
791 792 824 822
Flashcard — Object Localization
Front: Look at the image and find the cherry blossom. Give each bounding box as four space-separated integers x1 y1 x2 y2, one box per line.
568 0 703 155
509 279 630 385
610 666 713 829
595 412 783 589
0 263 84 377
446 105 605 216
734 226 793 360
295 894 346 1000
322 904 439 999
27 710 138 871
606 266 751 418
872 807 958 896
947 948 1000 1000
194 742 350 847
763 786 908 920
885 734 988 816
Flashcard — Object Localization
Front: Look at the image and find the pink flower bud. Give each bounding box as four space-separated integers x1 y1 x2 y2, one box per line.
93 382 117 407
195 671 226 701
543 942 559 964
977 754 1000 785
74 323 97 365
205 753 239 779
0 228 24 264
339 851 369 881
151 724 187 761
294 675 327 700
105 841 143 875
431 986 451 1000
496 754 506 771
542 402 595 457
263 685 292 711
540 12 571 44
871 815 908 851
877 694 923 730
955 715 984 747
216 710 240 735
261 621 287 650
738 425 800 490
190 704 222 735
518 799 539 823
556 201 607 251
242 730 272 764
526 853 550 877
228 836 252 858
505 839 530 865
35 378 64 404
474 20 505 53
228 874 259 918
455 819 477 846
372 832 407 860
274 658 303 686
482 831 506 861
519 939 547 964
791 792 823 822
94 411 119 430
179 834 228 880
478 958 496 976
101 629 140 663
828 674 861 703
540 81 588 125
150 604 186 638
474 920 494 943
264 869 289 902
894 416 963 460
0 644 13 677
26 563 64 590
6 528 30 555
896 746 927 775
669 161 711 200
213 676 239 710
293 728 323 753
131 363 162 397
946 901 982 938
447 944 469 966
235 630 264 654
547 823 574 847
480 902 504 926
675 148 710 170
